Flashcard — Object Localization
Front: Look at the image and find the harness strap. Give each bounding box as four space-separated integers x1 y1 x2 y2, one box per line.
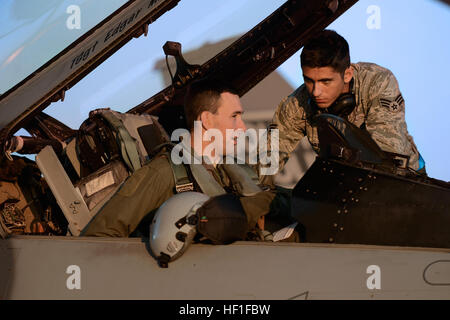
165 151 225 196
221 163 262 196
238 163 261 185
189 164 226 197
167 156 194 193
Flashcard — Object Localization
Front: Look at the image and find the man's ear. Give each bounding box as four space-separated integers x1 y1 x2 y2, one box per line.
343 66 353 84
199 111 213 130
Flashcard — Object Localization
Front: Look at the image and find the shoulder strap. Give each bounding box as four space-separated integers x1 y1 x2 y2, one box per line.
165 152 226 197
220 164 262 197
189 164 226 197
166 154 195 193
238 163 260 185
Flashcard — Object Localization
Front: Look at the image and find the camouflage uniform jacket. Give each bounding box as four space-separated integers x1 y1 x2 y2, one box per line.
271 62 421 171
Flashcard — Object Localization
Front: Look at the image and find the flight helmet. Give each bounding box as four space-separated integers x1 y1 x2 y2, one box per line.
149 192 210 267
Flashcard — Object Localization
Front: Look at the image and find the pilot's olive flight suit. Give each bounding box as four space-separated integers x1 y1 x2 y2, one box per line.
271 62 424 172
82 152 277 237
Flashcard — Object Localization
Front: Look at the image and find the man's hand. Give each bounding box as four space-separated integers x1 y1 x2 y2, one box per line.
257 215 265 230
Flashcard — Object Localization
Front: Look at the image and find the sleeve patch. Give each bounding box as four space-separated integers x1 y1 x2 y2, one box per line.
379 94 404 112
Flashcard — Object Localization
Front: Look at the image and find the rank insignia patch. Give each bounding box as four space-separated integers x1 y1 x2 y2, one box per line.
380 94 404 112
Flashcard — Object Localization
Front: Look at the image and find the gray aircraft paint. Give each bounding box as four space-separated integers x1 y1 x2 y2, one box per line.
1 236 449 299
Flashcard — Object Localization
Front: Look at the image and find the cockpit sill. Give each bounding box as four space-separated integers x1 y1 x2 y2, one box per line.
4 234 450 253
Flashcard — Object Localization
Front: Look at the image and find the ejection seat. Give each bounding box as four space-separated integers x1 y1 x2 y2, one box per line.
35 109 170 236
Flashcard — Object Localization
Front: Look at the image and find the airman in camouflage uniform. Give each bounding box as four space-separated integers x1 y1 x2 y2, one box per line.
270 30 424 173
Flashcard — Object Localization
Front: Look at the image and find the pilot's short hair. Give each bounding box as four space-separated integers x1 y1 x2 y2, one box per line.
301 29 350 75
184 78 238 131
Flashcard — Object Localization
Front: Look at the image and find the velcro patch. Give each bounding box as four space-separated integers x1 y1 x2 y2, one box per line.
379 94 404 112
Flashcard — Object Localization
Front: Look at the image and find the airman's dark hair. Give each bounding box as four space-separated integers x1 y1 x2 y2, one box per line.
301 30 350 75
184 78 238 131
